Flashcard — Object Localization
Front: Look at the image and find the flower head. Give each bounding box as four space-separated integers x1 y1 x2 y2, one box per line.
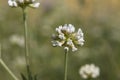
9 34 24 47
52 24 84 52
79 64 100 79
8 0 40 8
8 0 18 7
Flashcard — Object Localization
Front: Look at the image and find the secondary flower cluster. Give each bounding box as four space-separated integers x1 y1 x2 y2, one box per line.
8 0 40 8
52 24 84 52
79 64 100 79
9 34 24 47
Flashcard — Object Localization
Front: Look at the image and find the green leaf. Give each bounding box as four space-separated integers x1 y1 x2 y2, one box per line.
34 75 37 80
21 73 27 80
27 65 33 80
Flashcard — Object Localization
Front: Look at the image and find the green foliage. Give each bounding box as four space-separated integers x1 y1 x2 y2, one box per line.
21 72 38 80
21 73 27 80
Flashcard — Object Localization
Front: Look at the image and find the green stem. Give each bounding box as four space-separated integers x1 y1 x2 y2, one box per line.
0 59 19 80
22 8 31 80
23 7 30 68
0 44 1 58
64 50 68 80
88 78 93 80
0 44 19 80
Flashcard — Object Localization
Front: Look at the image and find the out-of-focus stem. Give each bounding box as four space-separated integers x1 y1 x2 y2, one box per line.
23 8 30 68
22 8 31 80
0 44 1 58
0 44 19 80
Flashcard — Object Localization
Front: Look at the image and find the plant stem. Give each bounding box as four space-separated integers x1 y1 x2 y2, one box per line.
64 50 68 80
0 44 1 58
22 8 31 80
88 78 92 80
0 44 19 80
0 59 19 80
23 7 30 68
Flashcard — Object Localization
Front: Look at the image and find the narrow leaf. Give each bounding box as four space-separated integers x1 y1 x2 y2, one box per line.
21 73 27 80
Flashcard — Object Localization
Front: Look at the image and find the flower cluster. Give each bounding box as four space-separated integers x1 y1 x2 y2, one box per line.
79 64 100 79
52 24 84 52
9 35 24 47
8 0 40 8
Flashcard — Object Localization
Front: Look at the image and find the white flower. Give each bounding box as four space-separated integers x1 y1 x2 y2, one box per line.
52 41 62 47
79 64 100 79
29 2 40 8
56 26 63 34
52 24 84 52
8 0 18 7
9 35 24 47
67 39 77 51
8 0 40 8
74 28 84 46
62 24 75 33
58 33 66 40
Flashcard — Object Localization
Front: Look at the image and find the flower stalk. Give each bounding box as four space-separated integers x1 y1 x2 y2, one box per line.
52 24 84 80
23 7 30 67
7 0 40 80
64 49 68 80
22 8 31 80
0 44 19 80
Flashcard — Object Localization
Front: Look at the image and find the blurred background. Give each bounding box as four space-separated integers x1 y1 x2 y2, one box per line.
0 0 120 80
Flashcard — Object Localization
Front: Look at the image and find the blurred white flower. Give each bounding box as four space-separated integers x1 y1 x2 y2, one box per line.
9 35 24 47
8 0 40 8
29 2 40 8
52 24 84 52
79 64 100 79
8 0 18 7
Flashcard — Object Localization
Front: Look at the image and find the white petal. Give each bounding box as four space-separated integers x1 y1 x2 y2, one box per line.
77 28 83 37
62 24 67 31
62 24 75 33
8 0 13 6
72 46 77 52
66 39 73 46
8 0 18 7
51 41 64 47
68 24 75 33
82 74 88 79
13 1 18 7
58 33 66 40
51 41 58 47
29 2 40 8
78 39 84 45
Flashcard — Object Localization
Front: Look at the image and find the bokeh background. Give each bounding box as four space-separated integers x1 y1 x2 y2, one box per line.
0 0 120 80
